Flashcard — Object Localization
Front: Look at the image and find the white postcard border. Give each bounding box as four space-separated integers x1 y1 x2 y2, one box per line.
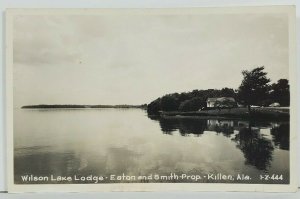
5 6 298 192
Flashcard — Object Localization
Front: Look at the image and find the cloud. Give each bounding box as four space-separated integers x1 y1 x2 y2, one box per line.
12 13 289 106
13 16 83 65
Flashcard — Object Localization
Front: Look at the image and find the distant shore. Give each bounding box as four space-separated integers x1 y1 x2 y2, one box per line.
21 104 147 109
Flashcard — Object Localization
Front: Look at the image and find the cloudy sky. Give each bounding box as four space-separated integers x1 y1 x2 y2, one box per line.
13 12 289 107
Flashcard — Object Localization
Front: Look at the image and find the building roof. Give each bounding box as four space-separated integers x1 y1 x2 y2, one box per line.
207 97 235 102
207 98 218 102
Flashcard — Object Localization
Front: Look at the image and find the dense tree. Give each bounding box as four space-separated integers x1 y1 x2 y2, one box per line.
271 79 290 106
147 98 161 114
220 88 236 98
237 66 271 111
147 88 237 114
178 97 206 112
147 88 236 115
160 94 180 111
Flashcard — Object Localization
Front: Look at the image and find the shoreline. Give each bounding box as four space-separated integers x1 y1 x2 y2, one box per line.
157 107 290 121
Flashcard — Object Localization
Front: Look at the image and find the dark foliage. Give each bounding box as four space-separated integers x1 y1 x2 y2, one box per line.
147 66 290 114
178 97 206 112
270 79 290 106
147 88 236 114
237 66 271 108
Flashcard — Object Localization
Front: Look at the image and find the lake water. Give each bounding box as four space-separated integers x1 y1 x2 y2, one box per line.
14 108 289 184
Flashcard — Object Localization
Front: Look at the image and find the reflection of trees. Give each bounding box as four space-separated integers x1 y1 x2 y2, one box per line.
233 127 274 171
147 115 177 134
147 115 289 172
178 119 207 136
150 116 207 136
271 123 289 150
248 120 271 129
158 118 179 135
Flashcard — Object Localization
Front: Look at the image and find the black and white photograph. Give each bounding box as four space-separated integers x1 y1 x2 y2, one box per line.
6 7 297 192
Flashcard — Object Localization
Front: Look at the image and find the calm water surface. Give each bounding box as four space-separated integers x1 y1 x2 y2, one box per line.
14 108 289 184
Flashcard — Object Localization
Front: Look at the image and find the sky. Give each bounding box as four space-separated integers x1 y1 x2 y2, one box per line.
13 12 289 106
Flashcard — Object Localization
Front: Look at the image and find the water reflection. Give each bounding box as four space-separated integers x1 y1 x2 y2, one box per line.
14 109 289 184
232 127 273 171
14 149 81 183
149 115 289 171
271 123 289 150
157 117 207 136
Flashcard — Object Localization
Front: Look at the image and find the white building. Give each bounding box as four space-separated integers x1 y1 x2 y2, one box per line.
206 98 218 107
206 97 236 108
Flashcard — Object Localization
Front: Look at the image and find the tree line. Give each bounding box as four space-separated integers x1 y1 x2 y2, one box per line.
147 66 290 115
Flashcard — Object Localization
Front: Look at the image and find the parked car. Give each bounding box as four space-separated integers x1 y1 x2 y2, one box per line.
269 102 280 107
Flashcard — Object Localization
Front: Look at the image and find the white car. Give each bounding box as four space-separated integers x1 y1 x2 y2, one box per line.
269 102 280 107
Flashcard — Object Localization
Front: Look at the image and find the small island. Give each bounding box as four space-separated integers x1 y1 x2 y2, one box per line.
22 104 147 109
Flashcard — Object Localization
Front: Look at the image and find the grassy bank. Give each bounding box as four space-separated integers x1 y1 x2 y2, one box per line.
160 107 289 121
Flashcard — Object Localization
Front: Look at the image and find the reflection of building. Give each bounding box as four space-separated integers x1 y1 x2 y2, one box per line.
207 120 234 127
207 119 252 132
207 120 235 136
206 97 236 107
207 119 234 131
